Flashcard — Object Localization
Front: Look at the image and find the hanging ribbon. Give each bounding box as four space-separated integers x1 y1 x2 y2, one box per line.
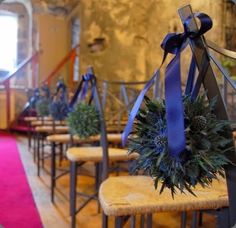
122 12 213 158
56 80 67 103
69 73 97 109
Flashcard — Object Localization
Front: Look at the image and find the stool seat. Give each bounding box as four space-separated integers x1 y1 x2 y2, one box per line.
35 125 69 133
47 133 122 144
24 116 52 122
99 176 228 216
67 146 137 162
31 120 66 126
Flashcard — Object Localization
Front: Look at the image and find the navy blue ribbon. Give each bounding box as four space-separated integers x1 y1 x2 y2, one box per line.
56 80 67 103
122 12 213 158
69 73 96 109
121 69 161 146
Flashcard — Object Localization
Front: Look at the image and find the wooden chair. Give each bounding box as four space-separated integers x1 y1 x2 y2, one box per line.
46 133 125 203
35 125 69 176
99 5 236 228
66 68 137 228
24 116 52 149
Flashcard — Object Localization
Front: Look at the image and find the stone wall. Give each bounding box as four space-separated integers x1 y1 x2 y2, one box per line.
79 0 224 83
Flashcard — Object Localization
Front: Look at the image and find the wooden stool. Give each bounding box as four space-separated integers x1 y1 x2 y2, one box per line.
35 125 69 176
30 121 67 154
24 116 53 150
66 146 137 228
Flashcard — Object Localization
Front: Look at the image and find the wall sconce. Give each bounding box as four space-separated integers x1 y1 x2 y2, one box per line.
88 37 106 53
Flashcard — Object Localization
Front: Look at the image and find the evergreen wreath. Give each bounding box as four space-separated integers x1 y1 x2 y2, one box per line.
67 103 100 139
50 101 68 121
128 94 234 196
36 98 50 117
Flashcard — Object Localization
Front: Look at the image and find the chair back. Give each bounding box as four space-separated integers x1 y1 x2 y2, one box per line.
86 67 109 181
178 5 236 226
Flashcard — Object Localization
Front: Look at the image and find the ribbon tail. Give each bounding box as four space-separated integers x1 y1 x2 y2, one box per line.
89 77 97 105
69 80 83 109
165 52 186 158
122 70 160 146
80 80 89 101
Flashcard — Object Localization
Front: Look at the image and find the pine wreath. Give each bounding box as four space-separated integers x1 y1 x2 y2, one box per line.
50 101 69 121
36 98 50 117
128 94 234 196
67 103 100 139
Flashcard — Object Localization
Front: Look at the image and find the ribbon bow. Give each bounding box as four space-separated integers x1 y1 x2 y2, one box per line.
69 73 97 109
56 80 67 103
122 12 212 158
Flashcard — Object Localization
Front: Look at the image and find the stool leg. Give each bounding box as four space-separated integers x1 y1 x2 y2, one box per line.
198 212 203 226
51 142 56 203
28 123 31 149
33 131 36 162
181 211 187 228
130 216 136 228
146 214 152 228
140 215 145 228
95 162 100 191
102 212 108 228
216 208 230 228
191 211 198 228
115 216 123 228
95 162 101 213
42 137 45 169
37 132 40 176
70 161 77 228
59 143 63 167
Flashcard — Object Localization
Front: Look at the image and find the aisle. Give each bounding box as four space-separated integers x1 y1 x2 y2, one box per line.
0 132 42 228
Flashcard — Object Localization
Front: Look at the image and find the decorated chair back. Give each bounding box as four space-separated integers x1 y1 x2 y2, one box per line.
178 5 236 226
120 4 236 226
90 67 109 181
68 66 109 181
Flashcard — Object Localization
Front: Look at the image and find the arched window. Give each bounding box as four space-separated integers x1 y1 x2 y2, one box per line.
0 12 18 74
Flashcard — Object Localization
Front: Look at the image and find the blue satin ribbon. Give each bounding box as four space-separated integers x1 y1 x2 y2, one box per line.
122 12 213 158
69 73 96 109
121 69 161 146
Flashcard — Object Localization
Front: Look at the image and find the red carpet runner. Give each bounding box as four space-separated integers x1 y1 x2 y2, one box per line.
0 133 42 228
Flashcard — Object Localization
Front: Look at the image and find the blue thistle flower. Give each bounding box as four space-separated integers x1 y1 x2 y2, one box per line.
50 101 68 121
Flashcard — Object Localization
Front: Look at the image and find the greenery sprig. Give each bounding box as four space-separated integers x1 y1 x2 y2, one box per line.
128 94 234 196
67 103 100 139
50 101 68 121
36 98 50 117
